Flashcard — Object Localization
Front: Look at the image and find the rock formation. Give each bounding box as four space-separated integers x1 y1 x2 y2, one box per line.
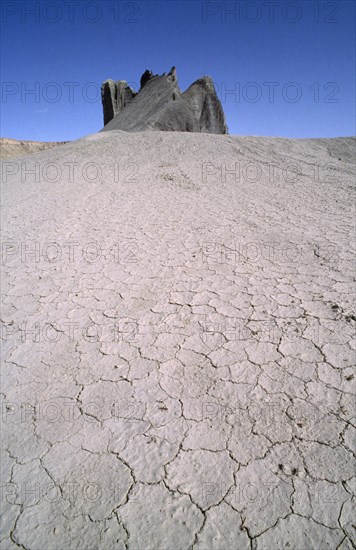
140 69 157 90
101 80 136 126
101 67 228 134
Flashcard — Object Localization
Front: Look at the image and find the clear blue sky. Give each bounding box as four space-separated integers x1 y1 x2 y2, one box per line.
1 0 355 141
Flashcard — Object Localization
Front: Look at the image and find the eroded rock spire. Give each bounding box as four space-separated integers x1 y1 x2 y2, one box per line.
101 67 228 134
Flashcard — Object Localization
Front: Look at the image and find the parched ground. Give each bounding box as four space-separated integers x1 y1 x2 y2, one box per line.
0 138 66 160
1 131 355 549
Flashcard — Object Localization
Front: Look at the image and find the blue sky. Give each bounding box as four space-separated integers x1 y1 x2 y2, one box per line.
1 0 355 141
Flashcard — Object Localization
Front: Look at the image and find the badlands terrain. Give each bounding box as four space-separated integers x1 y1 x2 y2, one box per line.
1 130 355 549
0 138 66 160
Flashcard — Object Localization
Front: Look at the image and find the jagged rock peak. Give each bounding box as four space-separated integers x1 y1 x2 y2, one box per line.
101 67 228 134
140 69 157 90
168 66 177 80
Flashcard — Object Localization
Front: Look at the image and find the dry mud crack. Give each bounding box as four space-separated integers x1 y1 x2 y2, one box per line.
1 132 355 549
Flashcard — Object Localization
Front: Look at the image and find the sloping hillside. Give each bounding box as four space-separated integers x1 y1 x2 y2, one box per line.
0 137 66 159
1 131 355 549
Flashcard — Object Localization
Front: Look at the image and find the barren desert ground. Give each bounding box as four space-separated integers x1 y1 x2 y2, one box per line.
1 131 355 549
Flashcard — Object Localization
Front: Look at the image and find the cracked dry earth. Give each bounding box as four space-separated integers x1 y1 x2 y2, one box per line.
1 131 355 550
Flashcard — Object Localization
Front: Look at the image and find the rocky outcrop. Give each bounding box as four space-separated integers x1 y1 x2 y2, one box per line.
181 76 227 134
101 80 136 126
101 67 228 134
140 69 157 90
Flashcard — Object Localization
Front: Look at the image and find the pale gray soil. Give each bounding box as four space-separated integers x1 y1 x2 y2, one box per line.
0 138 66 160
1 131 355 549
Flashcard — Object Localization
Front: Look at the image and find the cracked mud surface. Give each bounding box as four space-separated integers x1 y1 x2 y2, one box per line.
1 131 355 549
